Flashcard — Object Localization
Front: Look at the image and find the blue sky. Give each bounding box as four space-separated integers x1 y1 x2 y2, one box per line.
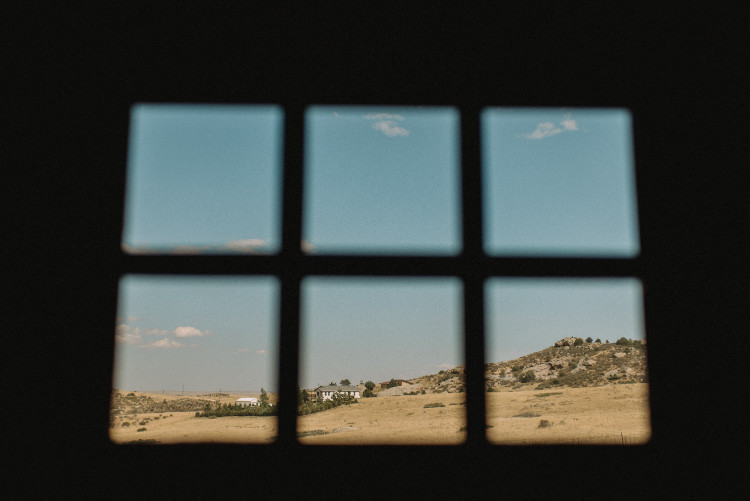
300 278 462 389
486 278 645 362
122 104 282 254
483 108 639 256
114 105 644 393
113 276 278 393
304 107 460 254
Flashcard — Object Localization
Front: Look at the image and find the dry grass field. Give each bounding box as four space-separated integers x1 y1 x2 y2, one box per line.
486 383 651 445
110 391 278 444
110 383 650 445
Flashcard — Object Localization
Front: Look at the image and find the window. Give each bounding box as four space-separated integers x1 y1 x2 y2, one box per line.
114 104 648 446
122 104 282 254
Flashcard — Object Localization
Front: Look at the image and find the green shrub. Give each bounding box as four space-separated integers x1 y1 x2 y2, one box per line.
424 402 445 408
573 338 584 346
137 427 147 432
518 371 536 383
586 337 593 343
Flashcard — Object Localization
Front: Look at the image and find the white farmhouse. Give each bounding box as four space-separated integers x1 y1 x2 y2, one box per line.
235 397 259 407
314 384 360 402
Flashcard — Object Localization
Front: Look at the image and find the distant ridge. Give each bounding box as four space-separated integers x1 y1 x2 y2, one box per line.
409 337 647 394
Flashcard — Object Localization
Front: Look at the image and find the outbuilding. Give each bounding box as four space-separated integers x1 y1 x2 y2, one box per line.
314 384 360 402
235 397 259 407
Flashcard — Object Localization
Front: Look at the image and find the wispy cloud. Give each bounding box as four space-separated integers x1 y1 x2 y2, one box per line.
116 322 209 348
122 238 271 255
365 112 410 137
560 115 578 131
364 113 406 121
523 113 579 140
174 326 210 338
223 239 268 253
115 324 143 345
301 239 316 253
143 337 186 349
232 348 267 356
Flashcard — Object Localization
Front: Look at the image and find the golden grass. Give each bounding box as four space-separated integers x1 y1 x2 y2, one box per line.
486 383 651 445
297 392 466 445
109 383 650 445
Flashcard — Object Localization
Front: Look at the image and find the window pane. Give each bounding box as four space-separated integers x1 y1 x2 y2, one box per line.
304 106 461 254
299 278 465 444
110 276 278 444
485 278 650 445
483 108 640 256
122 104 282 254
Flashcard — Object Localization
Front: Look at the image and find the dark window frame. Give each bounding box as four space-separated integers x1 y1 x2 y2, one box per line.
119 104 645 447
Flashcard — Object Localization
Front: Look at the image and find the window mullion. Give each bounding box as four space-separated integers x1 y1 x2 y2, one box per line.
277 104 305 445
461 106 487 446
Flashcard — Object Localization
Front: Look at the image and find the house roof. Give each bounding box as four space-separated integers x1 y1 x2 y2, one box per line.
314 385 359 392
236 397 258 402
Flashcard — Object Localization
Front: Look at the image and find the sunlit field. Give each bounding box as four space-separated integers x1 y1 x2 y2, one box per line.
110 383 649 445
486 383 650 445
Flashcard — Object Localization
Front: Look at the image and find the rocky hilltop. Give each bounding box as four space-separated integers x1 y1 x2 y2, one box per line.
110 392 217 417
409 337 647 393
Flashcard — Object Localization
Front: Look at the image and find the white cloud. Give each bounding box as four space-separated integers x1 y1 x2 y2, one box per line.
223 239 267 253
115 324 143 345
524 121 564 140
364 113 406 121
523 113 579 140
144 328 170 336
365 112 410 137
174 326 206 338
143 338 185 349
372 120 410 137
232 348 267 356
560 118 578 131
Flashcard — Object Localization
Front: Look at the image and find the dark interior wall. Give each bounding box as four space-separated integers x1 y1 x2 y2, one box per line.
9 4 745 497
